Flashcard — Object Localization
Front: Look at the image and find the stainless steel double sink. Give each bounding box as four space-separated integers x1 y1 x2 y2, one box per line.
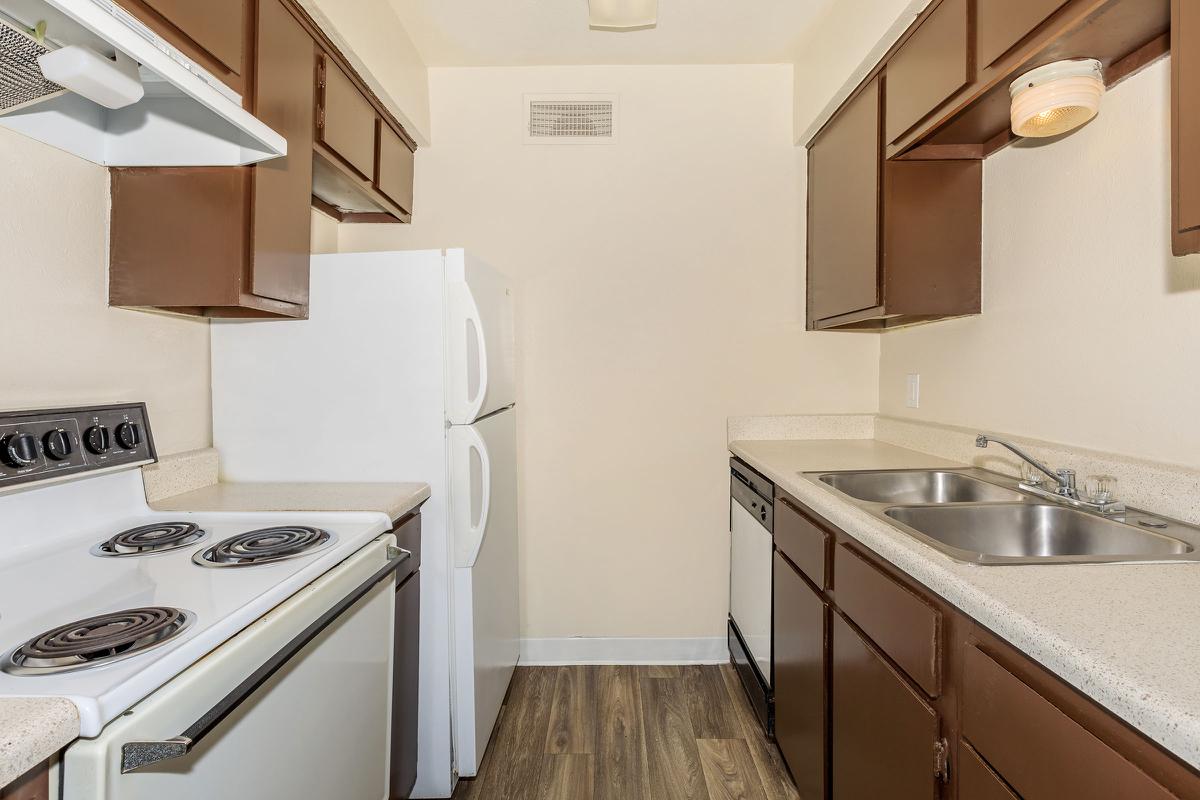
806 468 1200 565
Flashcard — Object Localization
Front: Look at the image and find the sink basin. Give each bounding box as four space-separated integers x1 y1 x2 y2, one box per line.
818 470 1025 505
884 504 1194 563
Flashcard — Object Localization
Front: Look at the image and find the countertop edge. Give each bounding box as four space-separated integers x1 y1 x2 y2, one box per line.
0 697 79 789
147 481 432 522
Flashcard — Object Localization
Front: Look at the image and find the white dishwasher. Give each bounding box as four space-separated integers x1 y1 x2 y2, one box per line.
728 457 775 735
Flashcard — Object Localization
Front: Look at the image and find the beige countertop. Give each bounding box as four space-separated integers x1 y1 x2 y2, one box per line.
149 481 431 522
731 437 1200 772
0 697 78 788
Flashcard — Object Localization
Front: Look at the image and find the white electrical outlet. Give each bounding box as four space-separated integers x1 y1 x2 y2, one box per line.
905 374 920 408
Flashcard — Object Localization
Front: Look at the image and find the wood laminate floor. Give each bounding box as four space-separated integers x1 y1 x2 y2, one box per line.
452 665 800 800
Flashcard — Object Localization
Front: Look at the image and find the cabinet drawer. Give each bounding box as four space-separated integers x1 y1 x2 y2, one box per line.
375 121 415 214
977 0 1070 68
319 56 377 180
773 552 827 800
884 0 971 143
774 493 829 588
959 742 1018 800
833 543 941 696
962 646 1176 800
831 612 939 800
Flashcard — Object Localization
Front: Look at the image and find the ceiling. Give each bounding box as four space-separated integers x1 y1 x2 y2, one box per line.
385 0 836 67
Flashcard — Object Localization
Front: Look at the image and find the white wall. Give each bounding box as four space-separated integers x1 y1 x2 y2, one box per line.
879 59 1200 467
335 64 880 643
0 130 211 455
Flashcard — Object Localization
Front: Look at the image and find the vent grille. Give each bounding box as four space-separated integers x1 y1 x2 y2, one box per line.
0 19 64 113
525 94 617 144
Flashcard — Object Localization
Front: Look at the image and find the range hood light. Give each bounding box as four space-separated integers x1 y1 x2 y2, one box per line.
1009 59 1104 138
38 45 143 110
589 0 657 30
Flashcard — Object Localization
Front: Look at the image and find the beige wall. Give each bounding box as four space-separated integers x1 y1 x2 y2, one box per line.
0 130 211 455
301 0 431 144
335 64 879 640
879 59 1200 468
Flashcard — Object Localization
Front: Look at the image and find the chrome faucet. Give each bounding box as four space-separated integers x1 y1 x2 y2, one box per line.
975 434 1124 514
974 435 1076 498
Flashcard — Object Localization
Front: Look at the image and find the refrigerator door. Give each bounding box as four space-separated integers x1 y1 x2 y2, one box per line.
448 408 519 777
445 249 517 425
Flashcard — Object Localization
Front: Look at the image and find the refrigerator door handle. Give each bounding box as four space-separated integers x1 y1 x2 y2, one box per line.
464 288 490 422
457 425 492 568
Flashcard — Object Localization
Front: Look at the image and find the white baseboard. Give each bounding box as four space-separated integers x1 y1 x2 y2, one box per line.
520 636 728 666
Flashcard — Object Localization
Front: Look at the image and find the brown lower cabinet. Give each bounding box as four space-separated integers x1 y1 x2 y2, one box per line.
770 487 1200 799
0 762 49 800
773 551 828 800
831 610 940 800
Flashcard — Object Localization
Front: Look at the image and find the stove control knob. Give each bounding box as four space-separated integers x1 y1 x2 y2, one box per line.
84 425 111 455
43 429 74 461
115 422 142 450
3 433 40 467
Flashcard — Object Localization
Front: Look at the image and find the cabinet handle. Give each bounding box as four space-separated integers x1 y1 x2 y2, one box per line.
119 546 411 773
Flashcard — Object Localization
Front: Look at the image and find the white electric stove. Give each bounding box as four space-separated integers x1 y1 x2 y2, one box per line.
0 404 409 800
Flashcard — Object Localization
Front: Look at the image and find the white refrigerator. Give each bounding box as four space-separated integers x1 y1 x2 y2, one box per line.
210 249 519 799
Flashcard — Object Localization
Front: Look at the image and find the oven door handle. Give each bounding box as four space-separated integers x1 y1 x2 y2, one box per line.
119 544 412 774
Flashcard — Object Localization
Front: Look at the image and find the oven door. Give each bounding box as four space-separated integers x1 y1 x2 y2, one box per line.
60 535 400 800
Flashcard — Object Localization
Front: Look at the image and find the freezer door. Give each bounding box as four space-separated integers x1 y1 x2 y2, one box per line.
448 409 519 776
445 249 517 424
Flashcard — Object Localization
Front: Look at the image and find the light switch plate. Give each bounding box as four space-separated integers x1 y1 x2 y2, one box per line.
905 374 920 408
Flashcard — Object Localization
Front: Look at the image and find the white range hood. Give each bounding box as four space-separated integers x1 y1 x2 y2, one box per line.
0 0 285 166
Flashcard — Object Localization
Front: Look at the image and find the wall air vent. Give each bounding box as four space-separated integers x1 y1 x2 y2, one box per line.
524 94 618 144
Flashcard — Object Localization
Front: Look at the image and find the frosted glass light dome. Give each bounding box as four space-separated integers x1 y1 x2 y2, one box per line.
1009 59 1104 138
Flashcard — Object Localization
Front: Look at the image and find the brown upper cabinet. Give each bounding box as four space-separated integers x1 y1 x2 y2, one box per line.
108 0 418 318
807 78 982 331
976 0 1071 69
807 78 881 325
311 53 416 223
1173 0 1200 255
884 0 972 145
806 0 1182 327
109 0 315 318
318 57 378 180
119 0 248 94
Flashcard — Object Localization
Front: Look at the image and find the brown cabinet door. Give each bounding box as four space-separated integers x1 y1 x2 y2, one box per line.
139 0 246 76
376 121 415 214
976 0 1070 68
319 57 378 180
962 645 1177 800
1174 0 1200 254
884 0 971 144
250 0 314 306
831 612 939 800
773 551 827 800
807 78 880 324
958 742 1019 800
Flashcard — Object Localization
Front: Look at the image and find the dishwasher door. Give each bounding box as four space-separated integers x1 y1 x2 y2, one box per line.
730 499 773 684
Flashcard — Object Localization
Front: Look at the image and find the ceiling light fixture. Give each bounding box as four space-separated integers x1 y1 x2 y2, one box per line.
588 0 657 30
1009 59 1104 138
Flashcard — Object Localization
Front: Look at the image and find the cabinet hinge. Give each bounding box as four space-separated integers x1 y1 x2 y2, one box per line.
933 738 950 784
